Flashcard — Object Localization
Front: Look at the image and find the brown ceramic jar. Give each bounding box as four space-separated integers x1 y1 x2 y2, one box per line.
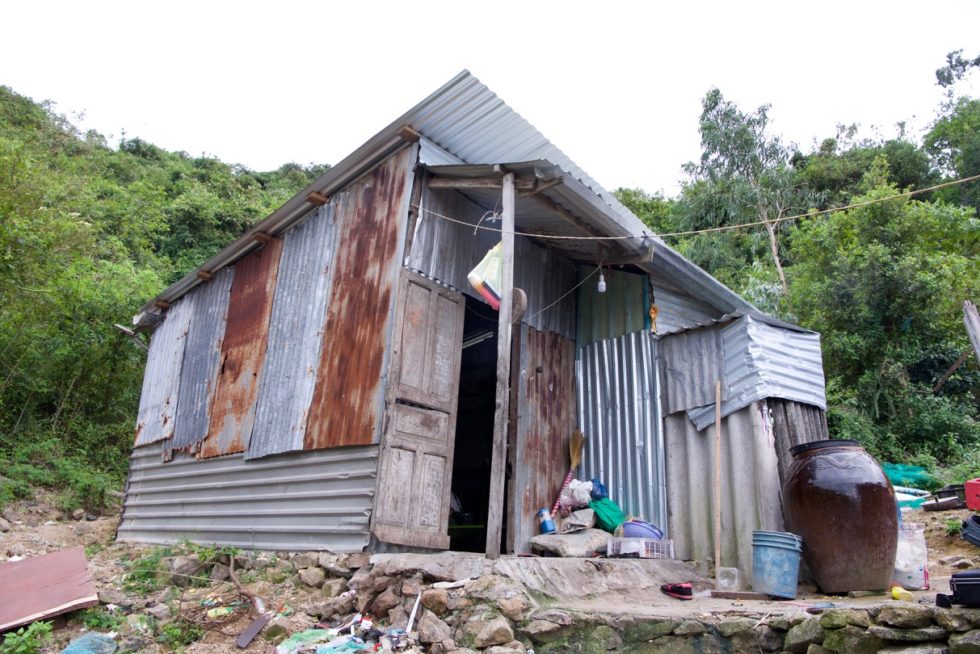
782 439 898 593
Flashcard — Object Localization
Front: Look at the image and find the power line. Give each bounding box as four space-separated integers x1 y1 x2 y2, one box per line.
658 173 980 237
413 172 980 241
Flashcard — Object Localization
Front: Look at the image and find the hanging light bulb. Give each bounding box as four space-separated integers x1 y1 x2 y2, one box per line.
597 270 607 294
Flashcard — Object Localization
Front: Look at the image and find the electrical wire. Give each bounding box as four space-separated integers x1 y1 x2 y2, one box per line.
411 172 980 242
526 266 601 322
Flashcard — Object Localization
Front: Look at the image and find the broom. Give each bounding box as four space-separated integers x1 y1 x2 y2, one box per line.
551 429 586 516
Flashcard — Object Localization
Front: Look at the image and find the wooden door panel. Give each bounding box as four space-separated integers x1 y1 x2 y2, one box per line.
372 269 464 549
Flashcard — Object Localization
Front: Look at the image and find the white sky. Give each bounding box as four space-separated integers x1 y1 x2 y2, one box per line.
3 1 979 195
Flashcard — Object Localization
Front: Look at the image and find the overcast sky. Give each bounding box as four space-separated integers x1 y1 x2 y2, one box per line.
4 1 979 195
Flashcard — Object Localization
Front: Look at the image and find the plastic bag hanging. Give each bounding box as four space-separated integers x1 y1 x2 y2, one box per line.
467 242 503 310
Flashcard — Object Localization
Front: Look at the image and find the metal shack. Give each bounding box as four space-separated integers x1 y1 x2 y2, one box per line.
120 71 828 572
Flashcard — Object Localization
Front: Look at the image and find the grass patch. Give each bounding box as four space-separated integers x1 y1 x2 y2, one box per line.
122 546 172 593
71 607 123 631
156 619 204 650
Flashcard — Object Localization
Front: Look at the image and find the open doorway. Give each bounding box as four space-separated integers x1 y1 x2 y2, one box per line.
448 296 498 552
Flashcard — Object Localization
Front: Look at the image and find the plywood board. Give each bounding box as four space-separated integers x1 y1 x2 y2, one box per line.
0 547 98 631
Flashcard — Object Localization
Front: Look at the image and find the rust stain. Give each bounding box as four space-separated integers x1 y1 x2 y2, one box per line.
199 238 283 458
305 149 409 449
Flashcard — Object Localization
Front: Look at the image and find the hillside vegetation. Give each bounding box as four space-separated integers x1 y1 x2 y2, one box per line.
0 53 977 511
0 87 327 511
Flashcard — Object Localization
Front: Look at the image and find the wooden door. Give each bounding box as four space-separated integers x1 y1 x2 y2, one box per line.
371 269 465 549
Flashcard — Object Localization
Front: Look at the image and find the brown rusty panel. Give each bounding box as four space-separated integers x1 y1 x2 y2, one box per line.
199 239 283 458
305 149 410 449
511 325 577 553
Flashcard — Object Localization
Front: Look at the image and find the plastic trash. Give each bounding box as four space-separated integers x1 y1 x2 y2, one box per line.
589 497 626 533
590 478 608 500
717 567 740 591
275 629 336 654
467 243 503 309
60 632 117 654
891 585 914 601
894 522 929 590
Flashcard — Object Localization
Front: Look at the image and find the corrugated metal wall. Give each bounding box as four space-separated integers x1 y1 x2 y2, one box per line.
507 326 578 554
305 147 413 450
200 239 283 458
576 331 667 531
134 298 193 446
767 398 829 485
576 268 724 347
170 267 234 453
664 402 784 578
407 186 576 339
651 281 724 335
686 316 826 430
246 203 343 460
659 324 728 416
576 268 647 347
119 440 376 551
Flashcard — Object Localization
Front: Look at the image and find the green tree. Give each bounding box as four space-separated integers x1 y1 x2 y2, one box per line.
789 161 979 461
678 88 819 301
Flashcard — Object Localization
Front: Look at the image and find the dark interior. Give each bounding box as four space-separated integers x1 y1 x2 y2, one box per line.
448 296 498 552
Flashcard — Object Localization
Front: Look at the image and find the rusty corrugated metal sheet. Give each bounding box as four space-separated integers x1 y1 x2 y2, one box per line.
135 298 192 446
507 325 577 554
170 267 234 453
199 239 283 458
246 203 342 460
304 148 413 450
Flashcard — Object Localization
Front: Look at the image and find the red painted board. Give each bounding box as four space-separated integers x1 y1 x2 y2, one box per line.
0 547 99 631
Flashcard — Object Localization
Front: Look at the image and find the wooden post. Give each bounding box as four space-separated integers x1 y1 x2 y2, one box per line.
714 380 723 580
486 172 515 559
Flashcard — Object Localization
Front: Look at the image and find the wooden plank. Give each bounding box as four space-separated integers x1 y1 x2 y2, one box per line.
0 547 99 631
486 172 515 559
710 590 769 600
427 176 538 191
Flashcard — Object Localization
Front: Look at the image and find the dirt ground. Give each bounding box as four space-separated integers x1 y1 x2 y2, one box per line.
1 493 978 652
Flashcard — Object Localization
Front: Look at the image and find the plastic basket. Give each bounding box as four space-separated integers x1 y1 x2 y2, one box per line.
606 538 674 559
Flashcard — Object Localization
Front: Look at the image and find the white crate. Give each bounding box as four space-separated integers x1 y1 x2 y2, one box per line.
606 537 674 559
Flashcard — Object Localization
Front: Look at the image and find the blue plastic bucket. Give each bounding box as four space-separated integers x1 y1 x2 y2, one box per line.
752 530 803 599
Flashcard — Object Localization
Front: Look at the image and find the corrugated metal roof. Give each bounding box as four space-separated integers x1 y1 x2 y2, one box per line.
134 298 192 446
170 267 233 453
686 315 826 430
246 202 342 460
136 71 761 328
577 331 667 531
119 440 376 551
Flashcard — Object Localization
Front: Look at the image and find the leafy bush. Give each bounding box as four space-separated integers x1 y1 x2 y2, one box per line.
0 621 52 654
